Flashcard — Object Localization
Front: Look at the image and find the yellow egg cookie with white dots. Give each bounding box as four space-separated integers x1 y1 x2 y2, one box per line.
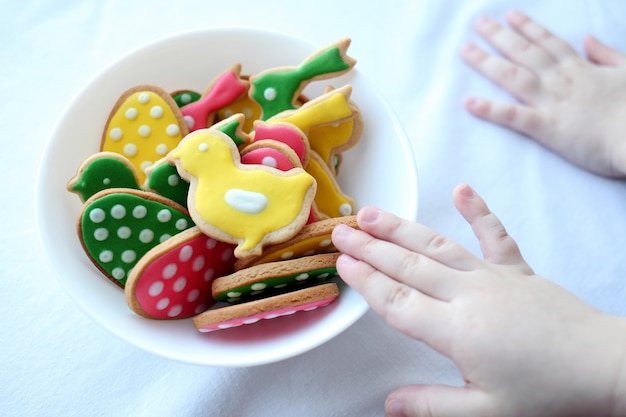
101 85 189 183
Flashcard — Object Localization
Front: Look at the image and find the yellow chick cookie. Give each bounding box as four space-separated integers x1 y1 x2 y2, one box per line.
167 118 317 259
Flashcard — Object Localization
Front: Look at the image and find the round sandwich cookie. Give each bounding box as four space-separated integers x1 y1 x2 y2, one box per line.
125 227 237 320
212 252 340 303
193 282 339 333
234 215 357 270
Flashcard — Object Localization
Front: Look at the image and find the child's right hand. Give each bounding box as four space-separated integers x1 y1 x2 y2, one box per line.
461 9 626 178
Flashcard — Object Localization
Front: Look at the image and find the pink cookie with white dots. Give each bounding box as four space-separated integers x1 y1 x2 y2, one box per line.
125 227 236 320
192 283 339 332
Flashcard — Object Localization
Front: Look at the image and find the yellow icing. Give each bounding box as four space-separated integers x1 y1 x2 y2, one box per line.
216 95 262 133
169 129 315 255
306 152 354 218
271 92 352 132
307 119 354 170
102 90 184 183
250 234 335 266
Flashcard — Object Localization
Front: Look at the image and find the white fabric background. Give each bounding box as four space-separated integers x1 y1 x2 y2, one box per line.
3 0 626 416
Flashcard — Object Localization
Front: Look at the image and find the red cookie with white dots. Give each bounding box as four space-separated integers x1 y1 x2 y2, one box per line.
125 227 236 320
193 282 339 332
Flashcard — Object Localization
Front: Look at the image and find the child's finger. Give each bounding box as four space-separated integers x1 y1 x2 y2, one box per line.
584 35 626 67
473 15 556 73
464 96 549 143
505 10 580 63
452 184 533 274
332 225 468 301
386 384 493 417
353 206 483 272
334 253 452 345
460 42 540 105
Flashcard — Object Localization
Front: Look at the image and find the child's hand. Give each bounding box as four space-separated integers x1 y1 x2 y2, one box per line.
461 9 626 178
331 184 626 417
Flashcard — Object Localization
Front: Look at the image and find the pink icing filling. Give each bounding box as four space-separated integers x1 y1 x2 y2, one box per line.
254 124 307 163
134 233 236 319
181 71 247 131
241 147 296 171
196 296 337 332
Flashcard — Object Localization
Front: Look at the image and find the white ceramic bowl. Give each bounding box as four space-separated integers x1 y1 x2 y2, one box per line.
36 27 418 367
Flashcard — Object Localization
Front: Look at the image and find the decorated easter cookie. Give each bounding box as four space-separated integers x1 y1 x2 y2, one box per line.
167 117 317 259
101 85 188 183
269 85 363 172
180 65 248 132
171 90 201 108
143 158 189 208
249 38 356 120
306 150 355 218
235 215 357 270
193 283 339 332
125 227 236 319
67 152 141 202
251 121 310 166
77 189 193 287
212 252 340 303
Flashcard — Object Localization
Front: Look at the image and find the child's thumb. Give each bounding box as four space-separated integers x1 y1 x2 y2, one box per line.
385 384 492 417
585 35 626 67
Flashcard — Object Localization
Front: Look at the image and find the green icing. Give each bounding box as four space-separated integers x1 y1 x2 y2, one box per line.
80 192 193 287
218 118 246 147
216 266 338 303
71 157 141 201
252 46 352 120
145 162 189 208
173 91 201 108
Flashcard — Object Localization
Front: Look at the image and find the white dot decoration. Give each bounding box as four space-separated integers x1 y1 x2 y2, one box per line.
117 226 131 239
110 204 126 219
261 156 278 168
138 125 152 137
112 268 125 280
192 255 205 272
93 228 108 241
198 143 208 152
184 115 195 130
150 106 164 119
168 305 183 318
264 87 277 101
156 297 169 310
138 93 150 104
89 208 106 223
121 250 136 263
179 245 193 262
132 205 147 219
156 144 168 155
123 143 138 157
99 250 113 263
166 124 180 136
339 203 353 216
167 175 179 187
148 281 164 297
109 127 123 140
175 219 188 230
319 238 332 247
139 229 154 243
173 277 187 292
157 209 172 222
125 107 138 120
162 263 177 279
187 289 200 302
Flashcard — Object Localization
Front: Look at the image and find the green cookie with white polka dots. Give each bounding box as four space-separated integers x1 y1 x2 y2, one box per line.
78 189 193 288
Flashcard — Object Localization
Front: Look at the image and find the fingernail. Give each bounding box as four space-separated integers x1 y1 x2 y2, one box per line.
359 206 381 224
336 253 357 267
385 399 406 417
460 183 476 198
333 224 355 237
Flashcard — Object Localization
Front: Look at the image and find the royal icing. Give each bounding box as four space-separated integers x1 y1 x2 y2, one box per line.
249 39 356 120
252 122 309 165
180 67 247 131
195 296 337 332
144 159 189 208
215 266 339 303
168 121 316 258
67 152 141 202
127 227 236 319
172 90 201 108
101 87 187 183
80 190 193 287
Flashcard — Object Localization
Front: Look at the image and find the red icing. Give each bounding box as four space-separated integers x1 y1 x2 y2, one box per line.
241 147 296 171
196 296 337 332
134 233 236 319
181 71 247 131
254 124 307 164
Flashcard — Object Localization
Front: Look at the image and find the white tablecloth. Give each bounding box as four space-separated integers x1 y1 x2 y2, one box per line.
4 0 626 415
